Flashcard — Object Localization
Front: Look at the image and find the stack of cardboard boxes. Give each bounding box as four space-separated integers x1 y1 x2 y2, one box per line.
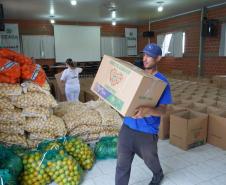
167 78 226 150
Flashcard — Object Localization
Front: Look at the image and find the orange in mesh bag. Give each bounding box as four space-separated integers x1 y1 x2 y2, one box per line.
0 48 32 65
0 58 21 83
21 63 46 86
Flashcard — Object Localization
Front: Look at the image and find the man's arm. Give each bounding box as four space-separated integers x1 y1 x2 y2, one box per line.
132 105 167 118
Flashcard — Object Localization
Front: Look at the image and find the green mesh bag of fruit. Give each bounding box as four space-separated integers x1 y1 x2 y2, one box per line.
61 136 95 170
0 144 23 177
19 150 51 185
0 169 17 185
43 148 83 185
94 136 118 159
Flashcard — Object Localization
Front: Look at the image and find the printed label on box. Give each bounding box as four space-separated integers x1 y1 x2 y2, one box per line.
94 83 124 111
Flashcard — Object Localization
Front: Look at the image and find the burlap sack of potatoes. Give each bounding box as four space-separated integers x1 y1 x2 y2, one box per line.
0 97 14 110
63 109 101 131
0 109 25 125
10 92 57 108
0 83 22 96
0 132 27 147
21 81 50 94
0 123 24 135
53 101 87 117
22 106 53 120
24 115 66 136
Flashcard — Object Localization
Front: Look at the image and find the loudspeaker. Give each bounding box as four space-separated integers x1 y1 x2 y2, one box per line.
0 23 4 31
0 4 3 19
143 31 154 38
202 19 219 37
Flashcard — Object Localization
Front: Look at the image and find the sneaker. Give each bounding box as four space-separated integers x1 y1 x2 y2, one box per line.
149 172 164 185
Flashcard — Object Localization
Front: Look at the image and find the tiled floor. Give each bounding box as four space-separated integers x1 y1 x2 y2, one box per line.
82 140 226 185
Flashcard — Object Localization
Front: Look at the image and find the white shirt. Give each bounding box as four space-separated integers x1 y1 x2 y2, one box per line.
60 67 83 86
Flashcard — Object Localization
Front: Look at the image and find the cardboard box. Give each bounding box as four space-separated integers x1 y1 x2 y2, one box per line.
202 98 217 106
207 106 225 115
212 75 226 89
207 112 226 150
217 101 226 109
54 72 67 102
49 77 66 102
91 55 166 116
159 105 186 139
84 91 99 102
170 110 208 150
55 72 65 96
188 103 207 114
79 90 85 103
80 77 95 92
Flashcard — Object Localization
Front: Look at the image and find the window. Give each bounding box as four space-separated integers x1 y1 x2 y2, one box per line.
157 31 185 57
219 23 226 56
101 36 127 57
182 32 185 54
162 33 172 56
22 35 55 59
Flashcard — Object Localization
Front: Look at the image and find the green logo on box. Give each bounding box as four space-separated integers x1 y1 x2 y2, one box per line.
106 95 124 111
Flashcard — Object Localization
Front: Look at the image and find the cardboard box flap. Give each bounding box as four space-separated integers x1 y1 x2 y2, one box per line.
167 105 186 113
191 103 207 113
172 110 207 120
207 106 225 115
175 102 192 108
55 72 65 95
181 100 194 104
202 98 217 105
216 111 226 117
217 101 226 109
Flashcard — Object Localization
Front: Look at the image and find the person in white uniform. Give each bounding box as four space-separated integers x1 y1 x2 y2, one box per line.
60 58 83 102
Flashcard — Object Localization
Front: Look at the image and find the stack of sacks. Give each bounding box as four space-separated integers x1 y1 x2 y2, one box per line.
0 49 68 148
9 81 66 148
0 83 27 147
54 100 122 143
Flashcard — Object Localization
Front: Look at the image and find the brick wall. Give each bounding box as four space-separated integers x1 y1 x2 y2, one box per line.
137 5 226 77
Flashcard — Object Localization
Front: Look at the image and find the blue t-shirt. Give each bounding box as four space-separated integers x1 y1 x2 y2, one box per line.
123 72 172 134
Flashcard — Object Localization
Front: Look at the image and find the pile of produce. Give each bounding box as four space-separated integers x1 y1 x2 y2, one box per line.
63 137 95 170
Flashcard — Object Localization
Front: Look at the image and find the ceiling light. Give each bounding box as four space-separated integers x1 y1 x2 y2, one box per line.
71 0 77 6
157 1 164 12
111 10 116 18
50 19 55 24
50 8 54 15
158 6 163 12
112 20 116 26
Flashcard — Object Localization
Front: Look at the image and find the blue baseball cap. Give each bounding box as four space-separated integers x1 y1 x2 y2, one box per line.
143 43 162 58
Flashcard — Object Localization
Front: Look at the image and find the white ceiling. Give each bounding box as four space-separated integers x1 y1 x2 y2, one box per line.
0 0 226 24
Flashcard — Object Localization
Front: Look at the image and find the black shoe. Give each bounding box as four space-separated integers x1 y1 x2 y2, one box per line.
149 172 164 185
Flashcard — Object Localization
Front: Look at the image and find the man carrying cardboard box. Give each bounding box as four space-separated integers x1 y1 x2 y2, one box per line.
115 43 172 185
